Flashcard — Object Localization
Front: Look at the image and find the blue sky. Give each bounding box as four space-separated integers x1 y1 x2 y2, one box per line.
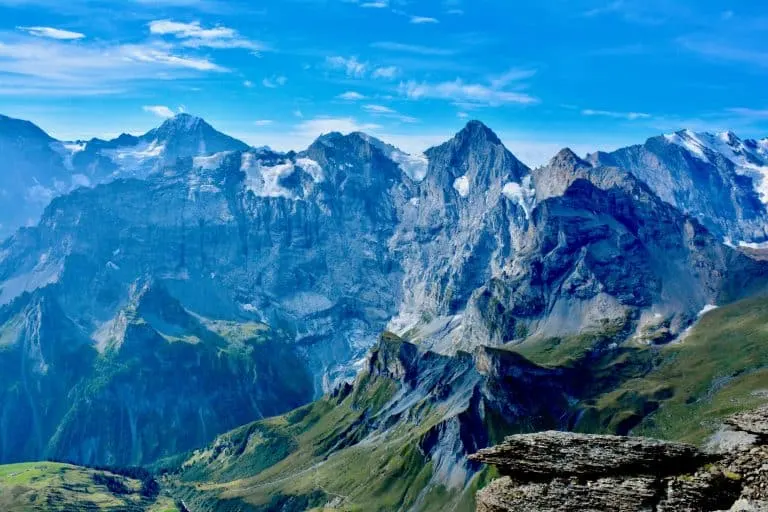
0 0 767 165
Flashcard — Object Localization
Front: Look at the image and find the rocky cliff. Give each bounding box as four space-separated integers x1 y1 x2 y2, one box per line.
472 406 768 512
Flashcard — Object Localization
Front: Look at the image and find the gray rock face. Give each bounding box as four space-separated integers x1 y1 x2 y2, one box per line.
589 130 768 243
0 113 249 240
458 155 767 348
473 406 768 512
470 431 709 478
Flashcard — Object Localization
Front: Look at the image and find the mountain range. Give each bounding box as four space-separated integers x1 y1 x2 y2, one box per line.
0 113 767 510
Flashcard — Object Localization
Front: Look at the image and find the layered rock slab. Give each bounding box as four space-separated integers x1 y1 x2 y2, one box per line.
472 406 768 512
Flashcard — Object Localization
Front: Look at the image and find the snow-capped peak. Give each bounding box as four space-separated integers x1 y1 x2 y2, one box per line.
664 129 768 203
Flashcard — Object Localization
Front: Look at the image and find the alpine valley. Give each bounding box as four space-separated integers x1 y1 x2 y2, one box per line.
1 113 767 511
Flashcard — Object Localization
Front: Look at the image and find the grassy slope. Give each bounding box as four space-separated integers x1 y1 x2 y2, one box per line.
171 298 768 510
0 462 180 512
172 366 481 512
516 297 768 444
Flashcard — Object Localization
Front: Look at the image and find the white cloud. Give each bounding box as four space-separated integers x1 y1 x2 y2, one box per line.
243 80 254 88
254 119 273 126
679 37 768 68
490 68 537 88
0 36 227 97
326 56 367 77
457 111 469 119
399 79 538 106
447 9 464 15
293 109 304 118
363 104 418 123
371 41 455 56
124 44 225 71
148 19 265 52
17 26 85 40
262 75 287 88
372 66 399 79
360 1 388 7
581 109 651 120
143 105 176 118
338 91 366 100
364 104 396 114
410 16 439 24
729 108 768 117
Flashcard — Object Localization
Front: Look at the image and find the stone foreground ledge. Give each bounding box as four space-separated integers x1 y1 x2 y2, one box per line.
469 430 709 478
473 406 768 512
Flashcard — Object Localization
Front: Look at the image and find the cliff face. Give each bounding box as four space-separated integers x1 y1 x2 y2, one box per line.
472 406 768 512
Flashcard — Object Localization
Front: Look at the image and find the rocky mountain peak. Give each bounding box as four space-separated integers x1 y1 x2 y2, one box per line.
548 147 591 170
456 120 503 145
148 113 213 142
0 114 54 142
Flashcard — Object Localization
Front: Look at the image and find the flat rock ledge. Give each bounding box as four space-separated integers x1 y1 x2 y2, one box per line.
471 406 768 512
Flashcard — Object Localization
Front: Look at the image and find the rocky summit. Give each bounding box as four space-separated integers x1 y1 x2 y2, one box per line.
472 406 768 512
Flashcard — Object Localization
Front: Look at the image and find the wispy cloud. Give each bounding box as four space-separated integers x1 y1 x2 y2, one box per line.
727 108 768 119
262 75 287 88
360 1 388 7
581 108 651 120
371 41 455 56
148 19 266 52
411 16 439 24
584 0 625 18
143 105 177 118
399 70 538 107
338 91 366 100
17 26 85 40
0 34 227 97
253 119 273 126
371 66 399 79
489 68 537 88
363 104 418 123
326 55 367 77
679 37 768 68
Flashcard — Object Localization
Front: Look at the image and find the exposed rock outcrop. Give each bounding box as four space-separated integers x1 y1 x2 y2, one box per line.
472 406 768 512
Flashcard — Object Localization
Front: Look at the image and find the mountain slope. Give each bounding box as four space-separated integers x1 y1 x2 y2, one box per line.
1 117 766 472
0 282 312 466
169 333 574 512
0 113 249 240
167 293 768 511
589 130 768 244
0 462 181 511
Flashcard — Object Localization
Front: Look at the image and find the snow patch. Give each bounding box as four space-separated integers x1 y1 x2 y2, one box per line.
502 175 536 218
50 141 86 170
241 153 297 199
664 130 710 162
103 139 166 175
665 129 768 205
391 151 429 181
453 175 470 197
193 151 232 170
738 240 768 250
296 158 325 183
698 304 718 316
